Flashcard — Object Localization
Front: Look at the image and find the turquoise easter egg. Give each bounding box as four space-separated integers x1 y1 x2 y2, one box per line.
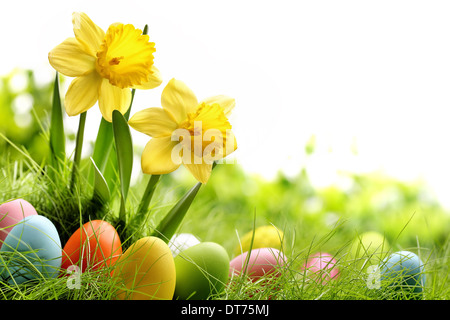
0 215 62 284
380 250 426 299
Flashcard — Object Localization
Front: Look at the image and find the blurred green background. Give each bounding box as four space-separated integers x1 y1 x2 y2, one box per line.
0 69 54 165
1 69 450 257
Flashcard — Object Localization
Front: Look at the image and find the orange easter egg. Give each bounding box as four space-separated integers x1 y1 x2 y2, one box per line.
61 220 122 272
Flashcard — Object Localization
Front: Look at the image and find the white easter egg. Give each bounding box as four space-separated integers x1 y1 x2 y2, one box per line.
168 233 201 257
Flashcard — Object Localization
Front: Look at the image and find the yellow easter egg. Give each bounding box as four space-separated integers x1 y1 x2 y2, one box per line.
112 236 176 300
350 231 390 270
235 225 284 256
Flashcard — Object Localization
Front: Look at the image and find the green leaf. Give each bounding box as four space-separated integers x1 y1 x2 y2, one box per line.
49 73 65 168
151 182 202 243
92 117 114 174
137 174 161 216
90 117 115 194
112 110 133 219
70 111 87 191
90 157 110 203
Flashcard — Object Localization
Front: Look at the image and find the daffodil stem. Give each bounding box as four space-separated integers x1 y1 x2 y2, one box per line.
137 174 161 216
70 111 87 191
124 89 135 121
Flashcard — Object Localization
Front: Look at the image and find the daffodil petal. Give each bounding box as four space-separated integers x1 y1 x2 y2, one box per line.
201 95 235 117
184 159 213 184
161 78 198 124
48 37 96 77
72 12 105 56
64 72 101 116
132 65 163 90
141 136 181 175
128 107 177 138
98 79 132 122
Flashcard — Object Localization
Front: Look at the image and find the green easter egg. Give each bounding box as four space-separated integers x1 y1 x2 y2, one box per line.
174 242 230 300
350 231 390 270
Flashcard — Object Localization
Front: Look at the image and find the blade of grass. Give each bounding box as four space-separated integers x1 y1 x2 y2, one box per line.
242 209 257 275
112 110 133 221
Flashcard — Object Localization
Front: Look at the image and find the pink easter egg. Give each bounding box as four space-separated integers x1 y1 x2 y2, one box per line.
0 199 38 244
303 252 339 283
229 248 287 281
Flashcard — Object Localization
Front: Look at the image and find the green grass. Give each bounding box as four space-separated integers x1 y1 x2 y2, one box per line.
1 63 449 299
0 147 448 300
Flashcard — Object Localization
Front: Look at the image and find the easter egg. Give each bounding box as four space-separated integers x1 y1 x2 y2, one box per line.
235 225 284 256
380 251 425 299
303 252 339 284
61 220 122 272
168 233 201 257
0 215 62 284
174 242 230 300
112 236 176 300
230 247 287 282
350 231 390 269
0 199 38 244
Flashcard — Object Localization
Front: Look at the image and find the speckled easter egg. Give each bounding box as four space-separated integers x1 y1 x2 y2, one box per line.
230 247 287 282
0 215 62 284
303 252 339 284
112 236 176 300
350 231 390 269
168 233 200 257
0 199 38 244
235 225 284 256
174 242 230 300
61 220 122 272
380 251 426 299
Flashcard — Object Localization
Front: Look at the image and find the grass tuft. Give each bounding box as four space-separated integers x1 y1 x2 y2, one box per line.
0 141 449 300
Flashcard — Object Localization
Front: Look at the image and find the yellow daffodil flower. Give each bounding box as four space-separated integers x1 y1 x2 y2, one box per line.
128 78 237 184
48 12 162 122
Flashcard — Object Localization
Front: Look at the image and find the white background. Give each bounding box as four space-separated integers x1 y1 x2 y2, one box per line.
2 0 450 207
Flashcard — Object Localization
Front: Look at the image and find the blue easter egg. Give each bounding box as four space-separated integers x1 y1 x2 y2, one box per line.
0 215 62 284
380 250 425 299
